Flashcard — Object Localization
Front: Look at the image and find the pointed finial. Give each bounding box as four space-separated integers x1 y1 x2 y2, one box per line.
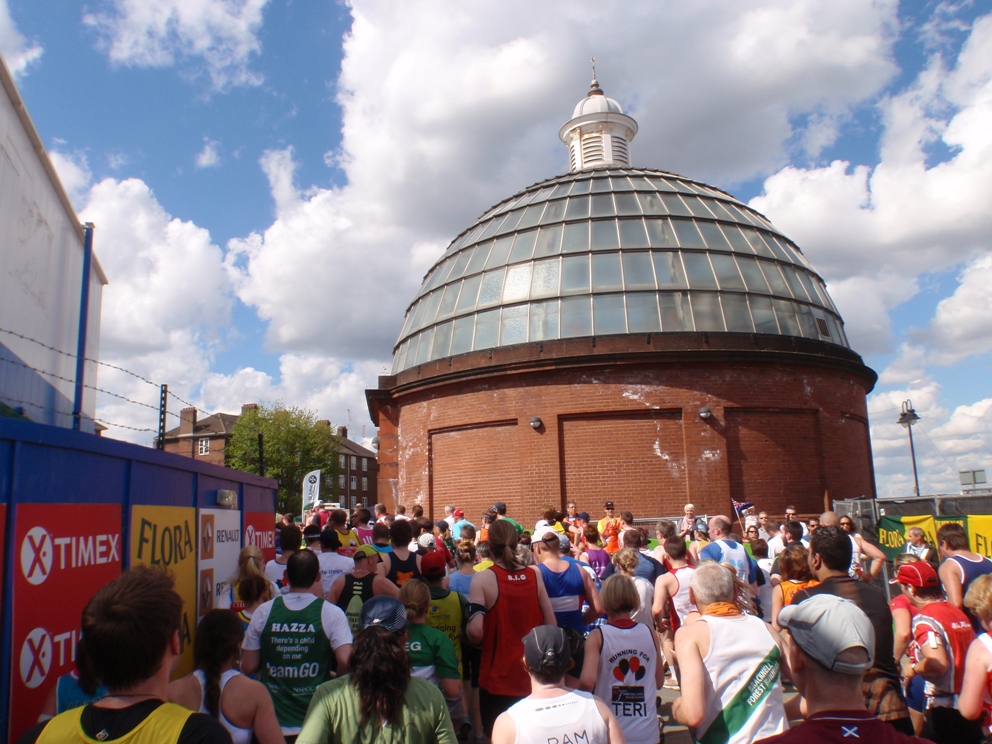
588 57 604 97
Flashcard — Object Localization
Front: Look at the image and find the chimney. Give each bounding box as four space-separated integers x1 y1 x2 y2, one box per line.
241 403 258 415
180 407 197 435
317 419 331 428
337 426 348 439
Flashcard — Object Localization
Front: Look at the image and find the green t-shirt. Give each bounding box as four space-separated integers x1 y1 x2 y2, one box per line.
406 623 460 684
502 517 524 534
297 675 457 744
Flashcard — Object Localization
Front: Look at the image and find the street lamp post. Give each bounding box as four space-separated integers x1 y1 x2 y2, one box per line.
898 400 921 497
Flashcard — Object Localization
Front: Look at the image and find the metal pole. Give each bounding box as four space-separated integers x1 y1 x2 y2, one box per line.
157 385 168 449
72 224 95 430
908 424 920 497
257 432 266 477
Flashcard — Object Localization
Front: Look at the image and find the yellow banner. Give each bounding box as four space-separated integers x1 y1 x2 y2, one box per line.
130 505 197 677
969 516 992 559
877 514 936 558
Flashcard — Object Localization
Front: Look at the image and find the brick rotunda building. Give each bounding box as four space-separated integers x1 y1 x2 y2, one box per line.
367 76 878 526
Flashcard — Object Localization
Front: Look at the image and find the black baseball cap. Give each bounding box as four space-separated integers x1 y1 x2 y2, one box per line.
604 501 615 509
359 595 408 635
524 625 571 676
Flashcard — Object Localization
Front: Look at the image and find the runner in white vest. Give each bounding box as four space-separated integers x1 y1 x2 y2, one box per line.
492 625 622 744
580 575 663 744
673 562 787 744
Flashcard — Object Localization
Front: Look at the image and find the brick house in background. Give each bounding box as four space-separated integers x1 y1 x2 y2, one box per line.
328 426 378 510
159 404 247 466
159 408 378 509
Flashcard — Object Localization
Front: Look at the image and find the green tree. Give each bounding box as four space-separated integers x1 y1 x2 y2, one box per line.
227 402 339 514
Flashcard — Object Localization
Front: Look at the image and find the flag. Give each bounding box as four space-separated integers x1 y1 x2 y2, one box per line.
732 499 754 514
302 470 321 518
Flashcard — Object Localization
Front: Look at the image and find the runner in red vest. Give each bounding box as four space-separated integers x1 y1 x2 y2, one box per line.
896 561 980 744
467 519 555 738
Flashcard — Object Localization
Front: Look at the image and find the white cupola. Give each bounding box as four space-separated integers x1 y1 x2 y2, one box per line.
558 70 638 172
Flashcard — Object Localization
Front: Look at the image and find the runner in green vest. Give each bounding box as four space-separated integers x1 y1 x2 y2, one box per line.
327 544 399 632
242 550 353 740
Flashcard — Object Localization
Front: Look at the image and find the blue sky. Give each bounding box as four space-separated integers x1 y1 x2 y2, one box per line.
1 0 990 498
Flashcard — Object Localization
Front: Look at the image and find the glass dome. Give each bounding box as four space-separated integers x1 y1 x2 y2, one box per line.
391 168 848 374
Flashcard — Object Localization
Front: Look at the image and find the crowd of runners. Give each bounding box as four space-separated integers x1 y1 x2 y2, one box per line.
20 499 992 744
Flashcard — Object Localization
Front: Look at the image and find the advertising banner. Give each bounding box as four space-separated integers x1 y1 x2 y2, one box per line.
969 516 992 558
130 505 196 677
877 514 992 560
10 503 122 740
197 508 242 616
244 511 277 563
876 514 936 560
302 469 321 519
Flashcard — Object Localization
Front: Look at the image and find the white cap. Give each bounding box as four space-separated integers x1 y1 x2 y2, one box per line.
778 594 875 674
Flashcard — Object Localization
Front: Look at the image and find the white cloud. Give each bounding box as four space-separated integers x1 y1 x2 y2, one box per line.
877 343 929 386
83 0 268 91
0 0 42 79
84 177 232 354
71 172 378 444
225 0 901 362
868 371 992 498
195 139 220 168
48 148 93 211
751 13 992 356
917 254 992 364
76 177 234 438
199 354 387 441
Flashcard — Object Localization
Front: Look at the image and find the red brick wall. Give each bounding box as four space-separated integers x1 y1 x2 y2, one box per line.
561 410 686 515
379 360 874 527
725 409 824 517
430 421 525 519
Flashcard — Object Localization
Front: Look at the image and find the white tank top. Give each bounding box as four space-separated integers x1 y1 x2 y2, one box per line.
507 689 608 744
631 576 655 626
696 614 787 744
671 566 697 623
713 540 751 584
193 669 252 744
593 622 660 744
848 535 863 578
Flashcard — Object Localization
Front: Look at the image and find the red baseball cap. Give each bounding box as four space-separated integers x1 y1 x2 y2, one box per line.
421 549 447 579
891 561 939 588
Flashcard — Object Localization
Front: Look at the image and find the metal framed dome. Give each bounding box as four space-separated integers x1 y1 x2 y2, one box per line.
391 167 848 374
